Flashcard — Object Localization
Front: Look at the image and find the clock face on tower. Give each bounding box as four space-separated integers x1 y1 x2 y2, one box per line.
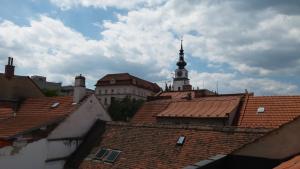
177 70 182 77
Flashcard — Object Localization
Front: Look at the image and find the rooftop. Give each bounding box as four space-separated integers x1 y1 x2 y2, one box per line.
79 122 267 169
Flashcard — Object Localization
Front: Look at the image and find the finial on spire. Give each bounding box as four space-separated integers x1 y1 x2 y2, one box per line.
180 38 183 50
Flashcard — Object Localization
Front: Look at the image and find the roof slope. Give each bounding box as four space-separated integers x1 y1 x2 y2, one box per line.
95 73 160 92
79 123 266 169
0 74 44 100
274 155 300 169
157 96 241 118
131 100 170 124
0 96 76 139
238 96 300 128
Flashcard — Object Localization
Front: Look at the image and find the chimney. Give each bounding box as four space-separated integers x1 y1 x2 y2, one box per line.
5 57 15 78
73 74 86 103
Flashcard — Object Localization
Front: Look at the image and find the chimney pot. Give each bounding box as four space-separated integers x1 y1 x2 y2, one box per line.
5 57 15 78
73 74 86 103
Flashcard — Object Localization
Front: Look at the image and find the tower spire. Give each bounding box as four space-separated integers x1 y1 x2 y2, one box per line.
177 39 186 69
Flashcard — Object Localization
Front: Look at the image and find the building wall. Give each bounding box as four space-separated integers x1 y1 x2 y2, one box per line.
48 95 111 139
234 117 300 159
0 139 47 169
95 85 155 107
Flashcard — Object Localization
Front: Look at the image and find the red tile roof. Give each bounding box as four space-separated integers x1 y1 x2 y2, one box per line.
0 96 76 139
79 122 266 169
274 155 300 169
157 96 241 118
238 96 300 128
0 108 13 120
131 100 170 124
160 91 196 99
95 73 161 93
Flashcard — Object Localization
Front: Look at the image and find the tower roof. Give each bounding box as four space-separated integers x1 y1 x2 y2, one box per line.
176 40 187 69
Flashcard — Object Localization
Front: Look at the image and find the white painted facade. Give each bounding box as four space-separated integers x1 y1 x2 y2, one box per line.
173 68 190 91
95 85 155 107
0 94 111 169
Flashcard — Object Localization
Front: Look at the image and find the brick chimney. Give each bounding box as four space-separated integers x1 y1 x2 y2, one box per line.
73 74 86 103
5 57 15 78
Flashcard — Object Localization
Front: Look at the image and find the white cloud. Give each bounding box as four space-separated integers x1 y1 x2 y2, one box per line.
189 71 298 95
1 0 300 95
50 0 166 10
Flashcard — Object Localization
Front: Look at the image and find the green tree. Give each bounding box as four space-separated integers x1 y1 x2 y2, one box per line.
108 97 144 121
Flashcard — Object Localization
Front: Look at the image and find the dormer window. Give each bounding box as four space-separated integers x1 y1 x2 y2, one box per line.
257 106 265 114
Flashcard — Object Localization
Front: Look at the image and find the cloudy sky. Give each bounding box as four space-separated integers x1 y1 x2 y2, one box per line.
0 0 299 95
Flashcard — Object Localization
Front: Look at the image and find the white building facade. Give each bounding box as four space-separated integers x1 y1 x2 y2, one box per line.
95 73 161 108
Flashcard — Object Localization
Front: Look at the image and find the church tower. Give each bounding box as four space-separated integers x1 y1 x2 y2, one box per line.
172 40 192 91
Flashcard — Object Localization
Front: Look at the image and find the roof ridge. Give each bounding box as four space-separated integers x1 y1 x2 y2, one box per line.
107 122 271 133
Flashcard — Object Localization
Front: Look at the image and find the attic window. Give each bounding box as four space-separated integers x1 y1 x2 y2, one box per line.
51 102 60 108
257 106 265 113
94 148 121 163
176 136 185 145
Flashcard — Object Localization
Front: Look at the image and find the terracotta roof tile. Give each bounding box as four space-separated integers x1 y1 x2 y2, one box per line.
274 155 300 169
0 108 13 120
131 100 170 124
79 123 266 169
0 96 76 139
238 96 300 128
157 96 241 118
160 91 196 99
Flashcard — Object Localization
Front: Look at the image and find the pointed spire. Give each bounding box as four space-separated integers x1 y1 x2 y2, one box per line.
177 38 186 69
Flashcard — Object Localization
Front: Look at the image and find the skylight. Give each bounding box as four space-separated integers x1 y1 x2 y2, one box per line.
104 150 121 163
177 136 185 145
95 148 109 160
51 102 60 108
94 148 121 163
257 106 265 113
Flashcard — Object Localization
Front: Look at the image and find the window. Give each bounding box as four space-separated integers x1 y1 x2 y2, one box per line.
105 89 107 94
94 148 121 163
111 89 114 93
95 148 109 160
104 150 121 163
176 136 185 145
104 98 107 105
98 90 101 95
51 102 60 108
257 106 265 113
178 87 181 91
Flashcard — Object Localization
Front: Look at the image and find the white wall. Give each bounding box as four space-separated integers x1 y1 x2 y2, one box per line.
48 94 111 139
0 139 47 169
95 85 154 106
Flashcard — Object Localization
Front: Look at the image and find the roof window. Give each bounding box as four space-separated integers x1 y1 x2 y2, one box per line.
257 106 265 113
94 148 121 163
51 102 60 108
176 136 185 145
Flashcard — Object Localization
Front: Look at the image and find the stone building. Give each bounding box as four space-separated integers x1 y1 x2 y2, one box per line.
95 73 161 108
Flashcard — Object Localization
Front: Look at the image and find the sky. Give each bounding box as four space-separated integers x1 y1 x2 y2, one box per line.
0 0 299 95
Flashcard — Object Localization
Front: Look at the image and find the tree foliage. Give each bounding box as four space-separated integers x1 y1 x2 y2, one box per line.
108 97 144 121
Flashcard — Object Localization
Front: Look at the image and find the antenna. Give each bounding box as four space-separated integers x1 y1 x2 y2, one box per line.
216 81 219 94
